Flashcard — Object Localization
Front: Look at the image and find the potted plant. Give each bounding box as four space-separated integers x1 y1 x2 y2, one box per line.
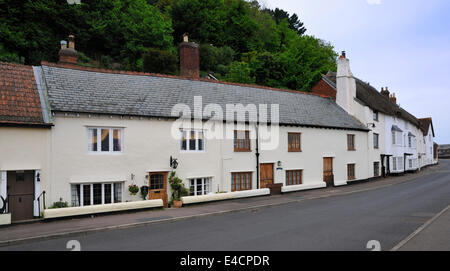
140 185 149 200
168 171 188 208
128 184 139 196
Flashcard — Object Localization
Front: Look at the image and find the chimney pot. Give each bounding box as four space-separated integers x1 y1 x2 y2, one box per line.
381 86 390 98
59 34 78 65
68 35 75 49
183 33 189 43
60 40 67 50
340 51 346 59
389 92 397 104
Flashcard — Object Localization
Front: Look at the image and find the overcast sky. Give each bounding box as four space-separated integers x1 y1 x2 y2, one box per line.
265 0 450 143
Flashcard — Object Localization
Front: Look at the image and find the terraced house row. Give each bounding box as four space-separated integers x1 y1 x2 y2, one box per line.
0 36 437 224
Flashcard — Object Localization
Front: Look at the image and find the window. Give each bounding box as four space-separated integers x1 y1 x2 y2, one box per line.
373 133 379 149
408 136 412 148
234 130 251 152
286 170 302 186
150 174 164 190
347 164 355 180
71 183 122 207
409 159 413 169
373 111 379 121
374 162 380 177
231 172 252 191
189 178 211 196
347 134 355 151
88 128 122 153
392 131 396 145
181 130 205 152
392 157 397 171
288 133 301 152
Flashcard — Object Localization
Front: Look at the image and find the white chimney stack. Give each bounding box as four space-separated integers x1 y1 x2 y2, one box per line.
336 51 356 115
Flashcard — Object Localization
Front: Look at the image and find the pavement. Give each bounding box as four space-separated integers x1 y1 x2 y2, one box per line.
397 204 450 251
0 161 448 250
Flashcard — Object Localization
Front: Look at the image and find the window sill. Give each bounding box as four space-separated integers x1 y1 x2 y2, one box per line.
87 152 124 155
180 150 206 153
234 150 252 152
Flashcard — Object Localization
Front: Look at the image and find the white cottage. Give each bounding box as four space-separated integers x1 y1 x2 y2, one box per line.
419 118 437 166
19 36 373 214
0 62 52 224
312 52 430 177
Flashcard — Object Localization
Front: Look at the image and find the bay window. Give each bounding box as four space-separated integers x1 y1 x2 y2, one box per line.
71 182 123 207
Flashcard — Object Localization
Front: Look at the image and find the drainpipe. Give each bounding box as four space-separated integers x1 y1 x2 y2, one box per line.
255 118 260 189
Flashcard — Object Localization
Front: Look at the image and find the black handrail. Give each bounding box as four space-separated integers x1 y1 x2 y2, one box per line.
0 195 7 214
36 191 46 218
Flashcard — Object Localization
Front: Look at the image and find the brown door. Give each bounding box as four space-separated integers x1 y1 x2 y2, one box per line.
7 171 35 222
148 172 168 208
260 163 274 189
323 158 334 186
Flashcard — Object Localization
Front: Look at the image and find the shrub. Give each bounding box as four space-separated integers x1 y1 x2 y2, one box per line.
50 198 69 209
168 171 189 203
142 48 178 75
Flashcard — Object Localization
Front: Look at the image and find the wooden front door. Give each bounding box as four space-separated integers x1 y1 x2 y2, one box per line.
323 158 334 186
260 163 274 189
148 172 168 208
7 171 35 222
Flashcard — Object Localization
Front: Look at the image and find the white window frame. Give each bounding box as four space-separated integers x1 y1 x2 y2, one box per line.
73 182 122 207
180 129 206 152
189 177 211 196
87 127 124 154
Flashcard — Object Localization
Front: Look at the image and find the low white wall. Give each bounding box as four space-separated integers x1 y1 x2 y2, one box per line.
0 213 11 225
44 199 163 219
281 182 326 193
182 188 270 205
333 180 347 187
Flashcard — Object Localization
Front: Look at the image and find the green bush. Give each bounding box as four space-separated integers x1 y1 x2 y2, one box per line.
50 199 69 209
168 171 189 203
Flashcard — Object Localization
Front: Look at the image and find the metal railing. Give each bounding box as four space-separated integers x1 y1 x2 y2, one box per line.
36 191 46 218
0 195 8 214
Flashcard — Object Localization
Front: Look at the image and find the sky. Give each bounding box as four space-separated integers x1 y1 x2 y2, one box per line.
264 0 450 144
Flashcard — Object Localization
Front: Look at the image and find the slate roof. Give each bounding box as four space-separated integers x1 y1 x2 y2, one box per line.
39 63 368 131
0 62 49 126
323 72 421 127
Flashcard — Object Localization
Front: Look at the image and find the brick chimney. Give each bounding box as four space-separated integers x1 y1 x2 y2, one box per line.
336 51 356 115
179 34 199 78
389 93 397 104
59 34 78 65
381 87 390 98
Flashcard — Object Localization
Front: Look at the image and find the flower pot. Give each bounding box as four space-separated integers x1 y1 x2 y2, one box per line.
172 200 183 208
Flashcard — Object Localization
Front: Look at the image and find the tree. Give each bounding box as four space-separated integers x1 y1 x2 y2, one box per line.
200 44 235 73
224 61 255 84
280 35 337 91
249 52 285 88
263 8 306 36
142 48 177 74
170 0 226 44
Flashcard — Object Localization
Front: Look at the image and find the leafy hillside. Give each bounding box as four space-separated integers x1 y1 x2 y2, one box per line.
0 0 337 91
